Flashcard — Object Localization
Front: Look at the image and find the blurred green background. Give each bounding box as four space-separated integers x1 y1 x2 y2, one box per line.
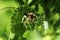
0 0 60 40
0 0 19 40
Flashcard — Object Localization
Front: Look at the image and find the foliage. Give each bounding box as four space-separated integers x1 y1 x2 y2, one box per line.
11 0 60 40
0 0 60 40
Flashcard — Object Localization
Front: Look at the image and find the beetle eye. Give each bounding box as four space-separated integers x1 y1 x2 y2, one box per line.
24 13 27 15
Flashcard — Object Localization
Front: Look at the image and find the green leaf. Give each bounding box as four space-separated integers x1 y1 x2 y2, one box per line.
22 30 30 38
27 29 42 40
